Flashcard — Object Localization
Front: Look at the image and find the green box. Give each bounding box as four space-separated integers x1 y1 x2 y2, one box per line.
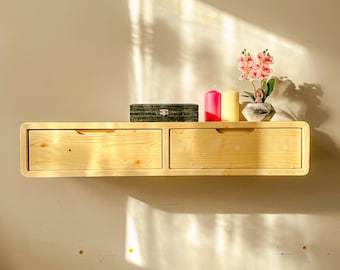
130 104 199 122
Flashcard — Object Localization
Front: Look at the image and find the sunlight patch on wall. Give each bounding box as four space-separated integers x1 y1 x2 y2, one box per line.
125 196 311 270
125 196 149 267
128 0 307 120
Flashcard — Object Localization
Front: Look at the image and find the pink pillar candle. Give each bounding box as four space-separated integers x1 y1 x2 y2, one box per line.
205 90 221 121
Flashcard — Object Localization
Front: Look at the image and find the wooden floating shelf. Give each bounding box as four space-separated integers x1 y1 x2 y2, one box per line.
20 121 310 177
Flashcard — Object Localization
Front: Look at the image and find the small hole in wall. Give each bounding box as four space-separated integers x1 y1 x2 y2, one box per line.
79 250 84 255
302 245 307 251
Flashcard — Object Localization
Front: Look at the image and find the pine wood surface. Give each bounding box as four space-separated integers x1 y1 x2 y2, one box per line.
20 121 310 177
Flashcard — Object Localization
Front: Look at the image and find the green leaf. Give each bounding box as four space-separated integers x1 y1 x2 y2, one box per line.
266 78 275 98
261 80 268 97
243 91 255 101
261 80 268 92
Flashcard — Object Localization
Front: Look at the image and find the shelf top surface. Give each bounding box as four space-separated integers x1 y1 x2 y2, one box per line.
21 121 310 130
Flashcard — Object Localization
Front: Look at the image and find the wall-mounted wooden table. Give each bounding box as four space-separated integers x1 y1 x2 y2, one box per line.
20 121 310 177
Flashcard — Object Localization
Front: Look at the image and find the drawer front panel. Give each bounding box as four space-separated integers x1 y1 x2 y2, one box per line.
170 128 302 169
29 129 162 171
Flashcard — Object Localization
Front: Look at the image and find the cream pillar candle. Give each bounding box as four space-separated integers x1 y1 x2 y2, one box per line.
221 90 239 121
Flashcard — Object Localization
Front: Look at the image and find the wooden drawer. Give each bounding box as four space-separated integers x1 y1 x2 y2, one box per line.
28 129 162 171
170 128 304 170
21 122 309 176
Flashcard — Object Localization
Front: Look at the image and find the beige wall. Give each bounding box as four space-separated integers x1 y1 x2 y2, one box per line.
1 0 340 269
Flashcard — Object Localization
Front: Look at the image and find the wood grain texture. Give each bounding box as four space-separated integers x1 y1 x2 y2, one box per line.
20 121 310 177
170 128 302 169
29 129 162 171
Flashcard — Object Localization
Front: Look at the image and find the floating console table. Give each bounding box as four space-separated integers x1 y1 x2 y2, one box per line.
20 121 310 177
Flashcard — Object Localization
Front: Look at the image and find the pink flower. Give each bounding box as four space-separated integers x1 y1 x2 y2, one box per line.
257 52 265 60
238 49 275 102
238 49 273 83
250 69 260 79
239 73 246 80
263 55 273 64
262 65 270 71
238 56 245 63
258 73 268 81
245 55 254 63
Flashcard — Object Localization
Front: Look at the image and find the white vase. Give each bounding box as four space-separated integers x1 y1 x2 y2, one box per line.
242 102 275 121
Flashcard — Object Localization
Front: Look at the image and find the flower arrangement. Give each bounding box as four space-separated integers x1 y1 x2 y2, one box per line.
238 49 275 103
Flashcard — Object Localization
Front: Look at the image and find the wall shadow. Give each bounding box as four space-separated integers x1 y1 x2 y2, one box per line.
77 75 340 268
86 76 340 215
72 1 340 267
